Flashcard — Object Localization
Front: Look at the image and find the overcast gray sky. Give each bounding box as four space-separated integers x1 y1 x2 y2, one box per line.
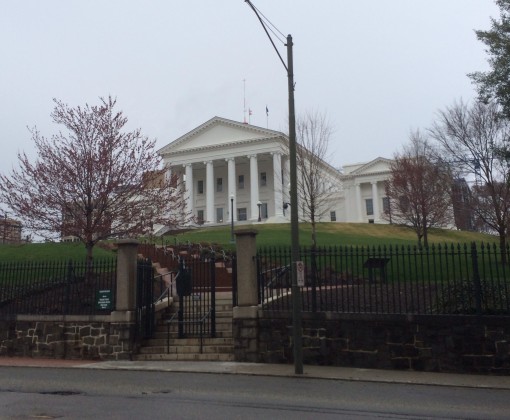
0 0 500 172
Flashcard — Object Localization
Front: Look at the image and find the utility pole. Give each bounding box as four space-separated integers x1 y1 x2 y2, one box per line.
286 34 303 375
244 0 303 374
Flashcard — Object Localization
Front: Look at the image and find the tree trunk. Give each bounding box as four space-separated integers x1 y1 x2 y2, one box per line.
85 242 95 286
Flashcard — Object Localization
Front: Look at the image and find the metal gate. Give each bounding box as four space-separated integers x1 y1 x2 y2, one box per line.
137 258 155 340
174 256 216 338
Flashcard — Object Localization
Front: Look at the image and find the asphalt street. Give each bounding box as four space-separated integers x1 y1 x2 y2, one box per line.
0 366 509 419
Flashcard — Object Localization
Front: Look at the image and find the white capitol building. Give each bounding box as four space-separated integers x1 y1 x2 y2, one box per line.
158 116 393 226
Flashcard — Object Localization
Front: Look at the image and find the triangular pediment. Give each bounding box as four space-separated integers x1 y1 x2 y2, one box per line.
158 116 285 155
344 157 393 176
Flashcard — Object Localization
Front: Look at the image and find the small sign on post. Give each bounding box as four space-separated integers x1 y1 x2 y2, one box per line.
96 289 113 311
296 261 305 287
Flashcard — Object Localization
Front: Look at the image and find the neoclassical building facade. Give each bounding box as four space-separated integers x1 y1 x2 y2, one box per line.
158 117 392 226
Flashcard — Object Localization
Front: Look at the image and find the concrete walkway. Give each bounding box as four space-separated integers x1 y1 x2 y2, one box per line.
1 357 509 390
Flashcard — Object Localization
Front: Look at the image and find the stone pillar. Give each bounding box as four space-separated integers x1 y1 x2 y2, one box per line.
233 229 260 362
205 160 214 224
114 239 138 312
184 164 194 217
110 239 139 360
372 181 380 221
249 154 259 221
272 152 283 217
227 157 237 222
355 183 363 222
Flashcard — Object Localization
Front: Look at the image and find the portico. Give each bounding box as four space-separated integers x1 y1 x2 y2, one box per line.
158 117 288 225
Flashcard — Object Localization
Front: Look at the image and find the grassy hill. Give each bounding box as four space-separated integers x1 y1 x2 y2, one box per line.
0 241 115 262
163 222 497 251
0 223 498 262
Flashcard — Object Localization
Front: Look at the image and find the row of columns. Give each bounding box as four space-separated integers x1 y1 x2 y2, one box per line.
181 153 286 224
354 181 381 222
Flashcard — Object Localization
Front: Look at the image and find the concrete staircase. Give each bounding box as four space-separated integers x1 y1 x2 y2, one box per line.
135 292 234 362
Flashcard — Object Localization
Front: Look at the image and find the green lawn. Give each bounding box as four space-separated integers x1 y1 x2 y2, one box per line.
0 222 498 262
0 241 114 262
161 222 498 251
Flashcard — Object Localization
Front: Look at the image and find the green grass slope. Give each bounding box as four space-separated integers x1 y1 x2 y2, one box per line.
163 222 497 250
0 223 497 262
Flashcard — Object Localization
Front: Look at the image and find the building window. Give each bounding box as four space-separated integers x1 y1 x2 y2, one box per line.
260 172 267 187
237 207 247 221
216 177 223 192
197 210 204 224
216 207 223 223
365 198 374 216
382 197 390 214
197 180 204 194
238 175 245 189
330 211 337 222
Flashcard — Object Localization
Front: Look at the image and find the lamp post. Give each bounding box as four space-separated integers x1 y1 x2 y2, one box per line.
230 194 235 242
257 201 262 222
245 1 303 374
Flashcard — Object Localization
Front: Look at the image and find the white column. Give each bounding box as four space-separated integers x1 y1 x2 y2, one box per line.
205 160 214 224
226 157 237 222
372 181 380 221
355 183 363 222
272 152 283 217
184 164 194 217
248 154 259 221
283 156 290 209
164 165 172 184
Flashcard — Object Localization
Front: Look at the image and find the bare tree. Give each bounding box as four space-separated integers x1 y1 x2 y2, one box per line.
296 110 339 248
385 130 453 247
0 96 188 266
429 100 510 260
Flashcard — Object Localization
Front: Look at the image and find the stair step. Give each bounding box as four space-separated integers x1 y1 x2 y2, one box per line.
139 344 233 354
143 337 233 347
152 330 233 339
135 353 235 362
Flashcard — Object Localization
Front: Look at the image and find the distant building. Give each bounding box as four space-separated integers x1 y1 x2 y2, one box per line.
0 217 22 244
158 117 394 226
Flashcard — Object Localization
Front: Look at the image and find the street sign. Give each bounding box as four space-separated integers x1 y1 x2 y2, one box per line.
296 261 305 287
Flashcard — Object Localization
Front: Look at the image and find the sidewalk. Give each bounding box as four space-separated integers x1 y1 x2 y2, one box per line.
0 357 509 390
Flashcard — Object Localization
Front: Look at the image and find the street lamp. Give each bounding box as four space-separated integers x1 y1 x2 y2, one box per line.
230 194 235 243
257 201 262 222
245 0 303 374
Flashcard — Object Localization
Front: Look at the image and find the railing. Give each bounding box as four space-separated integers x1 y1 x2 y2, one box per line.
165 308 212 354
257 242 510 316
0 258 117 316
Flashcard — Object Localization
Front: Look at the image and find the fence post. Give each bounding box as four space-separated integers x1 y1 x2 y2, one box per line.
210 254 216 338
110 239 139 360
232 229 259 362
471 242 482 316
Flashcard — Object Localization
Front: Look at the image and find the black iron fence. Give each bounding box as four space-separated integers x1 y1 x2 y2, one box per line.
257 242 510 316
0 259 117 316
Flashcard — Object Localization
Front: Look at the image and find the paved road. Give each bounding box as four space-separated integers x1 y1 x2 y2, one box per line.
0 367 509 419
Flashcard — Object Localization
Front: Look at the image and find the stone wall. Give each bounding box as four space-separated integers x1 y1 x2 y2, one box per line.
0 315 137 360
236 311 510 375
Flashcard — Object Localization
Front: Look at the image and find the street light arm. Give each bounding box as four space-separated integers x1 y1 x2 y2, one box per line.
244 0 288 72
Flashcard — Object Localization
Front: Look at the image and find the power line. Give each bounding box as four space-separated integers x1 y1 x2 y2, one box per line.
245 0 288 72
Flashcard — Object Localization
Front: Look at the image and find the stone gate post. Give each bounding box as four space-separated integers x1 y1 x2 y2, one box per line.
233 229 259 362
110 239 139 359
